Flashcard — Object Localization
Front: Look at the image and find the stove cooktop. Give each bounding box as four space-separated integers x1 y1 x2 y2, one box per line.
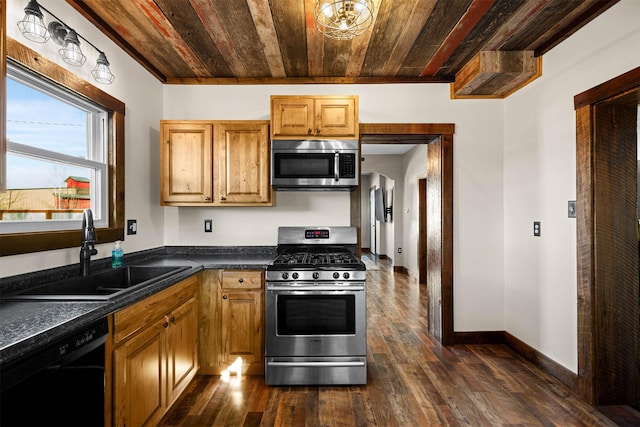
272 250 362 268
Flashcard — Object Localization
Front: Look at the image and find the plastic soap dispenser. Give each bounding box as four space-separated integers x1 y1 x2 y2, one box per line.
112 240 124 268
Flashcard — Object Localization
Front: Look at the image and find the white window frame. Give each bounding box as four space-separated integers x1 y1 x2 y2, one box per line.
1 62 109 233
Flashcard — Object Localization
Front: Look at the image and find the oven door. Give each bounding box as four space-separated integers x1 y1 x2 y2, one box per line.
265 283 366 358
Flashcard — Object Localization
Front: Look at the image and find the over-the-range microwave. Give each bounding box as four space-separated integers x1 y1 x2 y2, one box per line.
271 139 359 191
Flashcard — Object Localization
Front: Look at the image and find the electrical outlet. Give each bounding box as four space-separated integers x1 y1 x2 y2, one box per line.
397 248 402 253
533 221 541 237
204 219 212 232
127 219 137 235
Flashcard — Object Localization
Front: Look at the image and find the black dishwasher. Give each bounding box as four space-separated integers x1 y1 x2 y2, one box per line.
0 318 108 426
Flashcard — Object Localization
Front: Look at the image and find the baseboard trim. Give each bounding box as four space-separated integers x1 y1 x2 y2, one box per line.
394 266 409 275
504 332 577 390
453 331 505 345
451 331 577 390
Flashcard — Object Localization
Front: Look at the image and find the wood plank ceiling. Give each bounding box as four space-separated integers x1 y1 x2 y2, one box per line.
67 0 619 96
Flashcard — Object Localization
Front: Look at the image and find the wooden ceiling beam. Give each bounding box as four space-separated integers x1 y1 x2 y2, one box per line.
451 50 541 99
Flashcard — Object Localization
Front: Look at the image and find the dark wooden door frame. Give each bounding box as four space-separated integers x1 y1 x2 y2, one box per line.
575 67 640 405
419 178 427 284
350 123 455 345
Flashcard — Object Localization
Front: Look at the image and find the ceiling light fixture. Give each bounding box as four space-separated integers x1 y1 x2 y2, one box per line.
314 0 374 40
16 0 115 84
16 0 49 43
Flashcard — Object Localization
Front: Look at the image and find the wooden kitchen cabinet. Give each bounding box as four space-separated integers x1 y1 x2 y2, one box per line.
215 121 273 206
111 276 198 427
198 269 264 376
270 95 359 139
160 121 213 205
160 120 273 207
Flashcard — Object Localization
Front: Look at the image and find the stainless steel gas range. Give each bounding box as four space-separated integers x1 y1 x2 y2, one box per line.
265 226 367 386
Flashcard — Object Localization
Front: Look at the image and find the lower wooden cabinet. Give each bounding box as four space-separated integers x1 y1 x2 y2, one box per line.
109 276 198 427
199 269 264 376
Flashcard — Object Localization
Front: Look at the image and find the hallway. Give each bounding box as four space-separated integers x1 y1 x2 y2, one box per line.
160 257 625 426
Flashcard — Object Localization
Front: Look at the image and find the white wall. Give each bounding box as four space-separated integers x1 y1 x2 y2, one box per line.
2 0 164 277
163 83 506 332
402 144 428 276
503 0 640 372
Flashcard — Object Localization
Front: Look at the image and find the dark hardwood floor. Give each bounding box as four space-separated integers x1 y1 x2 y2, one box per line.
160 256 633 426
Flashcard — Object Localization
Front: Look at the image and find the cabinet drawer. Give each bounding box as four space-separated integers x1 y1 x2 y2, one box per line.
221 270 263 289
113 275 198 344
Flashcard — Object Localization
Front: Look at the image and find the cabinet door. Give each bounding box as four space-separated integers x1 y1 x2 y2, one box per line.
113 321 167 427
220 290 263 370
215 121 271 205
167 297 199 405
161 122 213 204
270 97 315 138
315 97 358 137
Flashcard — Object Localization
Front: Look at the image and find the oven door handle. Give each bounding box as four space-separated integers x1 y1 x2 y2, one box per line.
269 361 366 367
267 285 364 292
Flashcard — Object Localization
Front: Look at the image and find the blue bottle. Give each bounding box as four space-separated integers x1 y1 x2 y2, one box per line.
112 240 124 268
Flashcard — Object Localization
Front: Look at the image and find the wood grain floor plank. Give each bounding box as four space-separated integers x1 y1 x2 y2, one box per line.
159 256 626 427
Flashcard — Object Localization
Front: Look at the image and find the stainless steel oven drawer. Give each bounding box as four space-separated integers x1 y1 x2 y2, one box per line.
265 356 366 385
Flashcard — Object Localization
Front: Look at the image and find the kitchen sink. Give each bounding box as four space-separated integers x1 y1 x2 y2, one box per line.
2 265 191 301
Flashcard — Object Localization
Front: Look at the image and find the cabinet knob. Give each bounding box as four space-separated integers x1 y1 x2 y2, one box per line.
307 128 312 134
204 196 211 201
163 322 169 328
223 295 228 299
220 196 226 201
238 278 244 283
316 128 321 134
170 316 176 323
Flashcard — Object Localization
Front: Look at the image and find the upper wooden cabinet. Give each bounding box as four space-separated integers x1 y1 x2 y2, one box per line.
215 121 272 206
160 121 213 205
270 95 359 139
160 120 272 207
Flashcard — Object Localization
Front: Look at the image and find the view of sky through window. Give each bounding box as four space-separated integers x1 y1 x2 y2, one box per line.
6 78 89 189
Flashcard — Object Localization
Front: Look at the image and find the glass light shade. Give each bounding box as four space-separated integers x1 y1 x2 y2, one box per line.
91 53 115 84
314 0 374 40
59 30 86 66
16 0 49 43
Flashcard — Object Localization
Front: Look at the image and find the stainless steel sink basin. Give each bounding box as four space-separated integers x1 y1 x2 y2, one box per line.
2 265 191 301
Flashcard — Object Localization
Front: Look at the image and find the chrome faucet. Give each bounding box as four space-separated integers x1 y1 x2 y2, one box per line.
80 208 98 276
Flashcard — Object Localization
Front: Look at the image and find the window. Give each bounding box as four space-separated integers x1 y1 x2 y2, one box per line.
1 41 125 257
3 63 108 232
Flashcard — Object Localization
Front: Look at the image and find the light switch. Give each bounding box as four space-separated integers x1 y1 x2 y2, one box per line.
533 221 541 237
204 219 212 232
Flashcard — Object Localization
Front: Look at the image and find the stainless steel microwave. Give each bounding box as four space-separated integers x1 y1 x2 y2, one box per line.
271 139 359 191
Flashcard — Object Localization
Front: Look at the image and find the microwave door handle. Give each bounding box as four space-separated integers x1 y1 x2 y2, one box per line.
334 152 340 181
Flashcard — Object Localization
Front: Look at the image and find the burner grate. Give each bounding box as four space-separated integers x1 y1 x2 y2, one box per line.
273 251 360 266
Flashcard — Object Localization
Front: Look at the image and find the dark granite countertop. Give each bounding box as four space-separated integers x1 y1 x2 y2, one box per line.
0 246 276 366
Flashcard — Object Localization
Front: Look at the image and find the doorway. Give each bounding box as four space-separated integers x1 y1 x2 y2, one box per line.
351 123 455 344
575 67 639 406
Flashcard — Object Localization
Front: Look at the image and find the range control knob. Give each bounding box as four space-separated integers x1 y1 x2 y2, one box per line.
333 272 340 279
343 272 350 279
292 272 299 280
281 272 289 280
312 272 320 280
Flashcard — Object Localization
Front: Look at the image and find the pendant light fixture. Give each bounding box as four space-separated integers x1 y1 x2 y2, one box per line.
59 29 86 66
16 0 49 43
91 52 115 84
16 0 115 84
314 0 374 40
